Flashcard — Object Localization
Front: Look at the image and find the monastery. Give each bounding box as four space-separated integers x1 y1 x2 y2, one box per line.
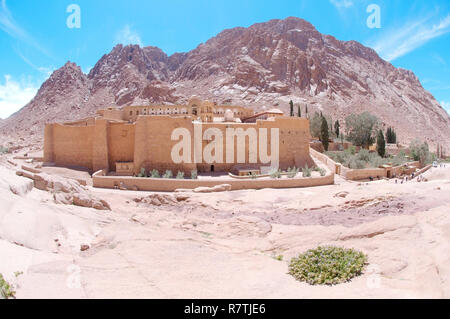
43 97 314 176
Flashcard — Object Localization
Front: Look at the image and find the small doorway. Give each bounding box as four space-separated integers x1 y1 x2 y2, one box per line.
211 165 215 172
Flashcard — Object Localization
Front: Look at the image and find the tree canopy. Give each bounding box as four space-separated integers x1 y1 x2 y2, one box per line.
345 112 379 148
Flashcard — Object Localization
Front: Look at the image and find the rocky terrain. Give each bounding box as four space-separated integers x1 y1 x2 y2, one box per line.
1 153 449 298
1 17 449 151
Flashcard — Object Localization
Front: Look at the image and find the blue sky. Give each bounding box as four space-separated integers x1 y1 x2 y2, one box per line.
1 0 450 119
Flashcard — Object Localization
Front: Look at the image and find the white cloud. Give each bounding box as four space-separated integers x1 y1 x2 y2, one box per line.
14 48 55 78
370 14 450 62
330 0 354 8
115 25 142 46
0 0 51 57
441 101 450 112
0 75 38 119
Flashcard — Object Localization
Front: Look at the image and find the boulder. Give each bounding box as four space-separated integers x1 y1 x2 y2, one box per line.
194 184 232 193
1 167 33 196
18 171 111 211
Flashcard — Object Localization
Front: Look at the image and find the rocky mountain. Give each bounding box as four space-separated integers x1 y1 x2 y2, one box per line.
1 17 449 151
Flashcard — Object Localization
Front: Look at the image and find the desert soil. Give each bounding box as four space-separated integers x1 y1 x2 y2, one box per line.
1 155 449 299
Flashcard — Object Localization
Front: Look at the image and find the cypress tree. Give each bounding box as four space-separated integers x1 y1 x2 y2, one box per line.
298 105 301 117
320 116 329 151
377 129 386 158
386 127 397 144
335 120 340 138
289 100 294 117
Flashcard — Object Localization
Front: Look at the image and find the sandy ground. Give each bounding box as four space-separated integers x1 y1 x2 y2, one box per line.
1 156 449 299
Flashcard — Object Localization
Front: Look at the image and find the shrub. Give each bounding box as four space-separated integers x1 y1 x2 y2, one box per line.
287 167 299 178
357 149 371 162
250 172 258 179
163 170 173 179
270 169 282 179
302 164 312 177
319 168 326 176
150 169 160 178
347 146 357 155
288 246 368 286
0 274 15 299
0 146 9 154
191 169 198 179
392 153 407 166
137 168 146 178
409 140 433 165
176 171 185 179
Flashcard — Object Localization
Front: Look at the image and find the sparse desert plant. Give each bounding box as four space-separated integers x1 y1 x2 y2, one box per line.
274 255 284 261
150 169 160 178
176 171 185 179
312 166 320 172
288 246 368 286
0 274 16 299
138 167 146 177
163 170 173 179
191 169 198 179
319 168 326 176
287 167 299 178
270 169 282 179
302 164 312 177
0 146 9 154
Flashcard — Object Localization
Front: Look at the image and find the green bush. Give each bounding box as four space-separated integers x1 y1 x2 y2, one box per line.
176 171 185 179
287 167 299 178
150 169 160 178
0 274 15 299
347 145 356 155
163 170 173 179
409 140 434 165
270 169 282 179
288 246 368 286
0 146 9 154
319 168 326 176
302 164 312 177
357 149 371 162
191 169 198 179
137 168 146 177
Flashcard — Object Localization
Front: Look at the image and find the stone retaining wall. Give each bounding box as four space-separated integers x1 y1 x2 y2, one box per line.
92 169 334 192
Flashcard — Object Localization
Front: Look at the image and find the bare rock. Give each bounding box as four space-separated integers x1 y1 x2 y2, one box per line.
194 184 232 193
335 191 349 198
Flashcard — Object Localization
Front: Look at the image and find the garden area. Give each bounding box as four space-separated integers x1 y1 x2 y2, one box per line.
325 148 409 169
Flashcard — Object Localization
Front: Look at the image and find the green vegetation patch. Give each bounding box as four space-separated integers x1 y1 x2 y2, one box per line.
0 274 16 299
288 246 368 286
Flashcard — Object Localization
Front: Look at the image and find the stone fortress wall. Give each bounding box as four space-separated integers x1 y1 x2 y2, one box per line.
44 98 315 176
